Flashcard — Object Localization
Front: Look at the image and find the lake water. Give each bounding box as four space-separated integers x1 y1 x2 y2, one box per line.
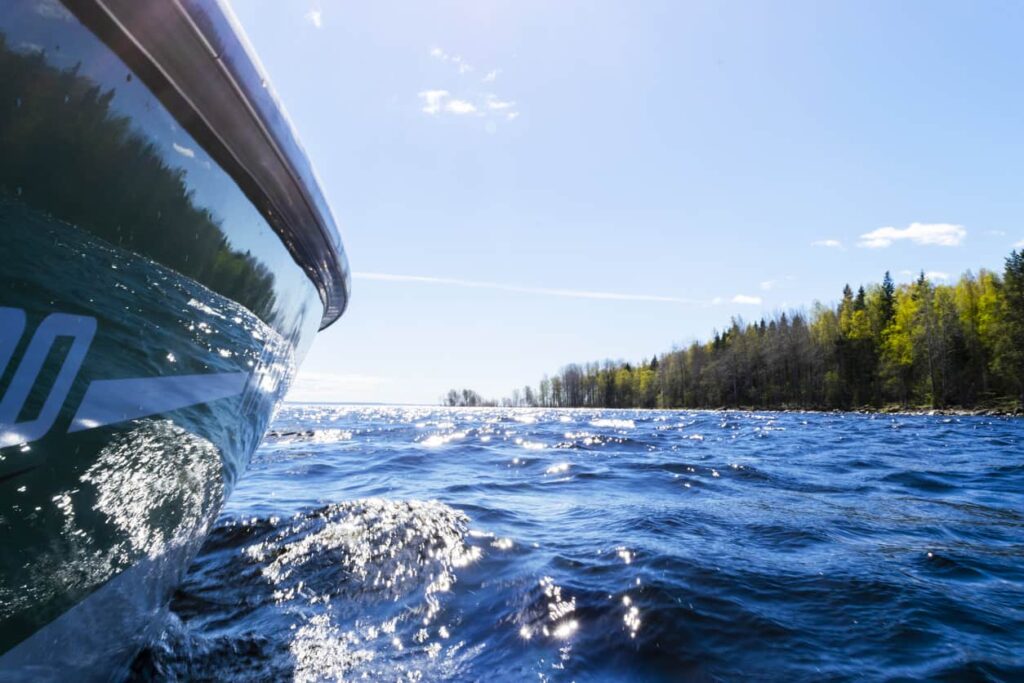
133 406 1024 681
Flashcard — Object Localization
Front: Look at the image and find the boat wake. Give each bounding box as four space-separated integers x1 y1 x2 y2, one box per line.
134 499 483 681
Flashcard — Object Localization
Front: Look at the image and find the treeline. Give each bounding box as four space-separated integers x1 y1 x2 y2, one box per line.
482 253 1024 411
441 388 498 407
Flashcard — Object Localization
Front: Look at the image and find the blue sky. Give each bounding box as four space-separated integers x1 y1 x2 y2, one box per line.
229 0 1024 404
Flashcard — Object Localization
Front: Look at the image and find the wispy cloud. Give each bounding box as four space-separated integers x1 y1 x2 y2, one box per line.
858 223 966 248
304 8 322 28
445 99 477 115
418 91 498 117
418 91 518 120
812 239 843 248
418 90 449 114
760 275 796 291
429 47 446 60
172 142 195 159
429 46 472 74
486 95 519 120
1014 238 1024 249
732 294 763 305
422 47 518 123
354 272 700 304
485 95 515 110
926 271 950 281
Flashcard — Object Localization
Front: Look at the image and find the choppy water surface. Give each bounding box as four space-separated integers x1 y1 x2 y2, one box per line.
136 407 1024 681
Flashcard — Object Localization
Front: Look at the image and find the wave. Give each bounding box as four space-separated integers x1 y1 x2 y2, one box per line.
132 406 1024 681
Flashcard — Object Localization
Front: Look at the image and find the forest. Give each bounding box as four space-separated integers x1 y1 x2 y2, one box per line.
445 252 1024 412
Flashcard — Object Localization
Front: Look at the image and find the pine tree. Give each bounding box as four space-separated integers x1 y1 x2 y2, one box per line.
881 271 896 325
1000 251 1024 401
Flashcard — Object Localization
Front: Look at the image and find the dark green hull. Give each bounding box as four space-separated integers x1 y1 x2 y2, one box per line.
0 2 348 679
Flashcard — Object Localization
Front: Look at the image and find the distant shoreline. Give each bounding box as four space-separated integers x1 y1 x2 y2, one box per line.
282 400 1023 417
464 256 1024 418
708 404 1023 418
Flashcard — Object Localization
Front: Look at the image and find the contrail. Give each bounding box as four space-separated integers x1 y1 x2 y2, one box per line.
353 272 701 304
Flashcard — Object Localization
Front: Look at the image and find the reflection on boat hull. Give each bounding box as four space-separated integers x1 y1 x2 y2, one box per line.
0 0 349 679
0 204 303 681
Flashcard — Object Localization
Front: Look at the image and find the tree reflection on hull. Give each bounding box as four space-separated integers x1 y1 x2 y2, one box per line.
0 203 301 675
0 34 279 325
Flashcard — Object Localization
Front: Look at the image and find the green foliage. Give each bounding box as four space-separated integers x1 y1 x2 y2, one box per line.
510 261 1024 410
996 251 1024 400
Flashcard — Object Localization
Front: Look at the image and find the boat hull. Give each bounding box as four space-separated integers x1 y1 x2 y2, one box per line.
0 202 307 681
0 1 343 678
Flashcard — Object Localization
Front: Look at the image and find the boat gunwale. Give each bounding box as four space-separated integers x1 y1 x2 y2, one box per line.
61 0 350 329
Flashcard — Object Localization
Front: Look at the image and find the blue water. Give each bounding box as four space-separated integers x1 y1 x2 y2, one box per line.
137 406 1024 681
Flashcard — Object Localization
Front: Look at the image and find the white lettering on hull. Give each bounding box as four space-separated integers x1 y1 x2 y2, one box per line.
0 307 248 447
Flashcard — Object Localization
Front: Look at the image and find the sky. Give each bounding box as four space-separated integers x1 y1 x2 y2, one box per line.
227 0 1024 405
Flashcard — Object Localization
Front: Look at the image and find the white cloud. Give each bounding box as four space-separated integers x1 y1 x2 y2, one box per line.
354 272 700 304
418 90 449 114
486 96 515 110
858 222 966 248
926 271 950 281
305 9 322 28
1014 239 1024 249
172 142 195 159
987 230 1007 236
760 275 796 290
444 99 477 115
430 46 473 73
711 296 724 305
732 294 763 305
812 239 843 248
423 49 517 121
418 92 511 119
419 60 518 121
